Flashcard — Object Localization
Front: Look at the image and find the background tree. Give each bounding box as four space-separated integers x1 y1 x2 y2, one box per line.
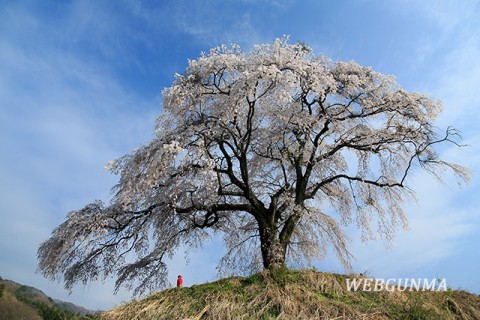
38 38 469 295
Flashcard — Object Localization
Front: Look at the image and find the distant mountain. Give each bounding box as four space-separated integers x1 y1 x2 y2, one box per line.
0 275 99 319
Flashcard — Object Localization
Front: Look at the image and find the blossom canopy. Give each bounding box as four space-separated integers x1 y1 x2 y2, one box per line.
38 38 469 295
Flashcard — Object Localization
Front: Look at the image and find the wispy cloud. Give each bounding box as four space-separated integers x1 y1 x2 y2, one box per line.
0 2 160 309
129 0 274 48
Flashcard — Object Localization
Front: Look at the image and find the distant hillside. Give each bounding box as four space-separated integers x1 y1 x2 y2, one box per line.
100 269 480 320
0 276 98 320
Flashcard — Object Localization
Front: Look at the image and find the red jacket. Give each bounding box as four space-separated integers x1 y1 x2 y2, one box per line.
177 275 183 287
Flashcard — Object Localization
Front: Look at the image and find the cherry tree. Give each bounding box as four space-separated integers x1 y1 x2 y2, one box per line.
38 38 469 295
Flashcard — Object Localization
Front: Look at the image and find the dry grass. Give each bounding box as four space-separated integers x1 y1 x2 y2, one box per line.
100 269 480 320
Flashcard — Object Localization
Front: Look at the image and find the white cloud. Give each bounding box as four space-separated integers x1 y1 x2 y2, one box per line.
132 0 269 48
434 37 480 129
0 2 160 310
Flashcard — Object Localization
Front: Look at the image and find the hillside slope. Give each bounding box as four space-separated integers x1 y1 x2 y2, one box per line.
0 276 97 320
0 288 40 320
100 269 480 320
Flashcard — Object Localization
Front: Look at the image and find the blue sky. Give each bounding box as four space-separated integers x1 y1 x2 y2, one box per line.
1 0 479 311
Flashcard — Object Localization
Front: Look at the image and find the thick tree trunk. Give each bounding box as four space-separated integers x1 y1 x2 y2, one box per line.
259 227 286 269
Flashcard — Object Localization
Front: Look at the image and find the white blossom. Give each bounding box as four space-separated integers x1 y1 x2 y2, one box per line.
38 38 469 296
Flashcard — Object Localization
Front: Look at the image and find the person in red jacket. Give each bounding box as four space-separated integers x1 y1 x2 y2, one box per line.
177 275 183 287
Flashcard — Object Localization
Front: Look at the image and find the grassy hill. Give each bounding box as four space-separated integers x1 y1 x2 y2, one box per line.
0 276 98 320
99 269 480 320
